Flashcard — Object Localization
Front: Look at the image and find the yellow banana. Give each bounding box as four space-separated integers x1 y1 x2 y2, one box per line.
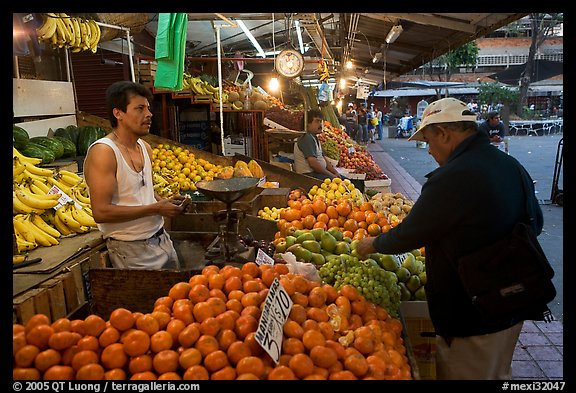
13 216 36 244
59 173 83 188
30 213 61 238
13 255 27 264
13 157 26 177
55 205 84 233
71 17 82 50
17 237 37 253
72 187 91 207
13 191 45 215
19 183 60 201
21 160 54 177
53 213 73 236
79 18 88 50
14 186 59 210
70 205 97 227
13 147 42 165
54 16 67 46
32 178 52 194
59 13 75 46
84 20 92 49
40 209 56 226
22 215 58 246
88 19 100 53
47 176 73 196
59 169 83 182
36 13 58 40
30 182 60 199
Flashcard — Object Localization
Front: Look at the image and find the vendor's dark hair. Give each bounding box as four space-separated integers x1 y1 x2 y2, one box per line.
106 81 153 128
487 111 500 119
307 109 323 124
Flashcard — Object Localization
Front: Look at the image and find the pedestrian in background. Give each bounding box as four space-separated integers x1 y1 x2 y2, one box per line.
376 107 383 140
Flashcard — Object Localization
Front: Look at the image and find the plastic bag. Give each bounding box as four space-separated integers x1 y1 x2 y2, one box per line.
280 252 321 283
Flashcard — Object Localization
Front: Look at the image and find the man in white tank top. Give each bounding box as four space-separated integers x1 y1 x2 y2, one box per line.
84 81 185 269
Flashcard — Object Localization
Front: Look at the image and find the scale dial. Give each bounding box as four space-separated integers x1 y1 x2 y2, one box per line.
275 49 305 78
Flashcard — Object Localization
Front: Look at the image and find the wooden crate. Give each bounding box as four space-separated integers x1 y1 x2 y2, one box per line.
172 90 194 99
87 268 193 320
192 95 213 103
39 278 67 321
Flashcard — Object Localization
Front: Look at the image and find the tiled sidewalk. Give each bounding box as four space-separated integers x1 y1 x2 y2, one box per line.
367 145 564 381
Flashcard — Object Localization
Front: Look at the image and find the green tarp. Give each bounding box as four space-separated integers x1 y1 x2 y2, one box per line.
154 13 188 90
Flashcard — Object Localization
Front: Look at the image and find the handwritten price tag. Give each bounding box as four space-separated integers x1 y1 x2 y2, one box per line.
255 278 293 364
48 185 81 210
255 248 275 266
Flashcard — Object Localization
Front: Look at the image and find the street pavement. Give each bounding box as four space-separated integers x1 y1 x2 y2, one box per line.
372 133 564 322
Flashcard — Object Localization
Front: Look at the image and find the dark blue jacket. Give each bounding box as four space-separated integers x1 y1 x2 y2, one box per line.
373 131 543 337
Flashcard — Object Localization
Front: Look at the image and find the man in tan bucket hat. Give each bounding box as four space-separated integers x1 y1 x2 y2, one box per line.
357 97 543 379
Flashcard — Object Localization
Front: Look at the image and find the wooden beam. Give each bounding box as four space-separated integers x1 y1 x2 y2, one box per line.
377 13 478 34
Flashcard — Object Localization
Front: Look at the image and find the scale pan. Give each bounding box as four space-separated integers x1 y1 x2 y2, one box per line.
195 177 260 205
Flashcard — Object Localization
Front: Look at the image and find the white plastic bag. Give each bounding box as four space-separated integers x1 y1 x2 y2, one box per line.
280 252 321 283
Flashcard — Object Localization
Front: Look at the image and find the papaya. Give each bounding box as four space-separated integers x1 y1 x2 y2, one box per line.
248 159 264 178
233 166 253 178
217 166 234 179
235 160 249 170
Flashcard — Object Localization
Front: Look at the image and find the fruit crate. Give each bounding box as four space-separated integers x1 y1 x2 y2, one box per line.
399 301 436 380
192 95 213 103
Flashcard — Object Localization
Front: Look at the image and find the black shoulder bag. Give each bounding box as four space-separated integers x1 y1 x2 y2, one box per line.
457 169 556 324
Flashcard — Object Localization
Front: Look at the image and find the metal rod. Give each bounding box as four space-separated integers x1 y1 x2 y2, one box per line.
186 56 322 63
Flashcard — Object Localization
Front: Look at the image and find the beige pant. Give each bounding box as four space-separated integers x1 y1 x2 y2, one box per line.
435 322 523 380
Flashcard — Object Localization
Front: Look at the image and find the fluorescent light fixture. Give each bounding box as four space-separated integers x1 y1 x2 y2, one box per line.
295 20 305 54
385 24 403 44
372 52 382 63
263 50 282 56
237 20 266 58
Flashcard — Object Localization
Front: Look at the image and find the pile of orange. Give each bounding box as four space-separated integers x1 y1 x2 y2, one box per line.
275 195 394 242
13 263 411 380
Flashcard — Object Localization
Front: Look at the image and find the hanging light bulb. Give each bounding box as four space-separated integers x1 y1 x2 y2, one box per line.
346 60 354 70
269 76 280 91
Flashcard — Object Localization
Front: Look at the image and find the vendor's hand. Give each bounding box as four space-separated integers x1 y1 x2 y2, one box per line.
491 135 502 143
156 198 185 217
356 237 377 259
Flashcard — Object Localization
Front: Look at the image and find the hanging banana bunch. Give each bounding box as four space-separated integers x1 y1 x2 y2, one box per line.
317 59 330 82
35 13 101 53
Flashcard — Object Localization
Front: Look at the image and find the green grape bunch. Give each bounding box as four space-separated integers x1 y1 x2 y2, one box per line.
318 255 402 318
321 139 340 161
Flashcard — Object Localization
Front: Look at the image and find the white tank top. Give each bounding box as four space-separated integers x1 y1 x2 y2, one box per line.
87 137 163 241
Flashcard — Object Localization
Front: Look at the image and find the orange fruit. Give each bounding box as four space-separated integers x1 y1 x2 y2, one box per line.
25 314 50 333
122 329 150 357
306 307 329 323
14 345 40 368
129 354 153 374
208 273 225 291
109 308 135 331
195 334 219 357
226 340 252 365
267 365 297 380
206 296 227 315
166 319 186 344
329 370 357 380
215 310 238 331
192 302 214 323
71 349 99 371
172 300 194 325
343 218 358 233
183 365 209 380
179 347 202 369
70 319 86 336
153 349 180 375
288 352 315 379
188 274 208 287
43 365 75 380
234 314 258 340
308 286 328 307
282 337 305 355
158 371 182 380
240 292 261 308
154 296 173 309
236 356 266 379
76 363 105 380
13 332 27 357
223 276 243 294
312 198 327 215
51 318 72 333
83 314 106 337
310 346 338 369
344 353 369 377
98 327 120 348
283 319 304 339
100 342 128 370
177 323 201 349
236 372 260 380
169 282 192 301
150 330 173 353
204 349 229 373
104 368 127 380
130 371 157 380
25 324 54 350
199 316 221 337
48 331 77 351
302 329 326 350
210 365 237 380
150 311 171 330
216 329 237 351
13 367 41 380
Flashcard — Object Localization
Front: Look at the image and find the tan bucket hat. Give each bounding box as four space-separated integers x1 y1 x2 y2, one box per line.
408 98 477 141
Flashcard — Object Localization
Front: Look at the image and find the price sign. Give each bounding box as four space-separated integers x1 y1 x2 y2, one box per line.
49 185 81 210
255 278 293 364
395 252 411 264
255 248 275 266
348 146 356 154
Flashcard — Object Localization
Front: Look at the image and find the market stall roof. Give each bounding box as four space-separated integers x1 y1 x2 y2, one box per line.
138 13 528 86
487 59 563 85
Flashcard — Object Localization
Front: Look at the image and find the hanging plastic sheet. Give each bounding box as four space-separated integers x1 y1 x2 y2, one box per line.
154 13 188 90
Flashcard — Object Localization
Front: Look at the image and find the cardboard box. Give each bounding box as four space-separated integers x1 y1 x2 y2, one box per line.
365 178 392 194
400 301 436 380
